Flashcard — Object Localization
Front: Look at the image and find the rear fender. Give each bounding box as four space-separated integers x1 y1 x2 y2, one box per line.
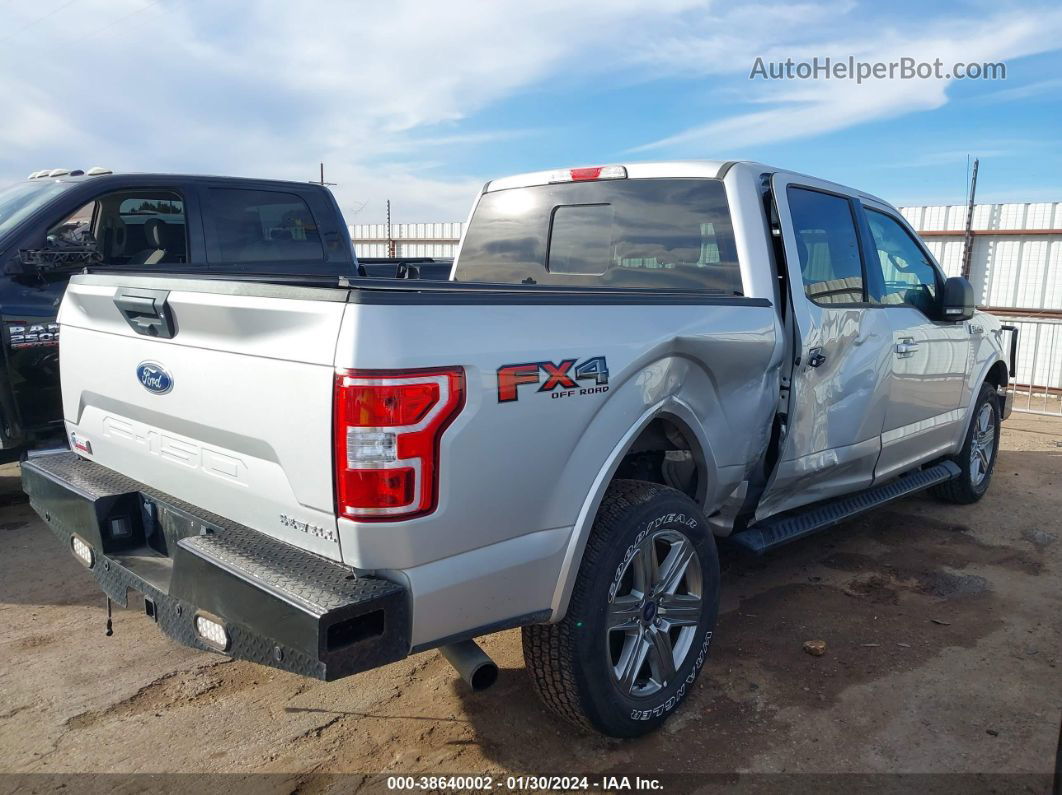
542 341 771 622
548 395 719 622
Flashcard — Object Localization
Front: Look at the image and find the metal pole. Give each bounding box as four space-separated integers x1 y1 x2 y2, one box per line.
386 199 395 258
312 163 336 187
961 158 979 280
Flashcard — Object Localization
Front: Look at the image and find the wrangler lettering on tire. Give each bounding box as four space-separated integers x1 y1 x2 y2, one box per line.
522 479 719 737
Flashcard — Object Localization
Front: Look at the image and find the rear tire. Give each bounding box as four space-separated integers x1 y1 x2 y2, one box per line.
522 479 719 737
932 382 1000 504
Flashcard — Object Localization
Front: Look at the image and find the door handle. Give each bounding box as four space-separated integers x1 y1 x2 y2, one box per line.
807 348 827 368
895 338 919 358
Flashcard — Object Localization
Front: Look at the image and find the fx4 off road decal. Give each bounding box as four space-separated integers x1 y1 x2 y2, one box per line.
497 356 609 403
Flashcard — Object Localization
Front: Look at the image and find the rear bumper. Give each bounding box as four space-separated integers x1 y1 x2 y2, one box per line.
21 451 411 681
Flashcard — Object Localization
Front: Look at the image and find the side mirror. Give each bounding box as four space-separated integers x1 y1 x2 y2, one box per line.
942 276 974 322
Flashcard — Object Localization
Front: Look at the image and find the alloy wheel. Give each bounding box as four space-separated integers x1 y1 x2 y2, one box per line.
606 530 702 698
970 403 996 486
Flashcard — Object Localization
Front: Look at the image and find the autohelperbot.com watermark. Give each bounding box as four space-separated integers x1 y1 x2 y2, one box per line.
749 56 1007 83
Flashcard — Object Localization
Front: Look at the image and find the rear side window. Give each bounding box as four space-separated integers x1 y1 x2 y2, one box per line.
455 178 742 293
208 188 323 263
787 187 864 304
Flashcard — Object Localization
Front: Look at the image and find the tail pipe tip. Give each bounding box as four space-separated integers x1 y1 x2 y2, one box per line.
439 639 498 692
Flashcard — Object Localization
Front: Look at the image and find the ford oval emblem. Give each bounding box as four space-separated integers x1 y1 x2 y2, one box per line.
136 362 173 395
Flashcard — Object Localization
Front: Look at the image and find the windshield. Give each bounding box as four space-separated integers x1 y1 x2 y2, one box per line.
0 180 76 239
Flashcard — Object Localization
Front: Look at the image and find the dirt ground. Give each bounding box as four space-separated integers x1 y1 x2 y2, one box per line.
0 414 1059 791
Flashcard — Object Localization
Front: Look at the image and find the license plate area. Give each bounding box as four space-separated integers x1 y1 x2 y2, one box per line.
144 497 223 557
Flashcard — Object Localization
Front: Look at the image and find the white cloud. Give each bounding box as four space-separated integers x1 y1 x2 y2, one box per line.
0 0 707 220
631 7 1062 153
2 0 1060 221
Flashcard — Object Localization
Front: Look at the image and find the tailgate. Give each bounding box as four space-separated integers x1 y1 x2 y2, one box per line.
58 274 347 561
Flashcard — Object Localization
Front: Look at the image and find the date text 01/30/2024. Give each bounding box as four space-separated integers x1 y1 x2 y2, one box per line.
386 774 663 790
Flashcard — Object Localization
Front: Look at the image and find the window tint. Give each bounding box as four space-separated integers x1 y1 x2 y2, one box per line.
209 188 323 263
787 187 864 304
456 178 742 293
48 189 187 266
865 209 939 315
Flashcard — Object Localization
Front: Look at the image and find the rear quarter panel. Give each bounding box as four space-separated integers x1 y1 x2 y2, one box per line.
334 298 781 644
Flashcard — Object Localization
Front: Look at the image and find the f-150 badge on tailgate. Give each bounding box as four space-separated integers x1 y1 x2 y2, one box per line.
497 356 609 403
136 361 173 395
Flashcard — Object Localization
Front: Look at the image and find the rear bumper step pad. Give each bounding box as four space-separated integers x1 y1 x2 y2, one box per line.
731 461 961 555
22 451 410 681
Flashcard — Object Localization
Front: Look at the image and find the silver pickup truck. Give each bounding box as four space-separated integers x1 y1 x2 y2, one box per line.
23 161 1014 737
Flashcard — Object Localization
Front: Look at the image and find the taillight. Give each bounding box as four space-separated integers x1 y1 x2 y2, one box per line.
334 367 464 521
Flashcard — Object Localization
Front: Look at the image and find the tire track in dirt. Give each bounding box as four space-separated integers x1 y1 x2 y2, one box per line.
64 659 271 731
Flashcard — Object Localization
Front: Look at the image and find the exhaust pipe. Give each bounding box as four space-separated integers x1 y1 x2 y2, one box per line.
440 639 498 691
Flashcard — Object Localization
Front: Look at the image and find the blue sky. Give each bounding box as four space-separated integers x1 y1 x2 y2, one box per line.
1 0 1060 222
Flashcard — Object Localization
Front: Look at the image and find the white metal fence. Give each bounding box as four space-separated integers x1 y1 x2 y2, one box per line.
350 222 463 259
1000 316 1062 416
900 201 1062 416
899 202 1062 311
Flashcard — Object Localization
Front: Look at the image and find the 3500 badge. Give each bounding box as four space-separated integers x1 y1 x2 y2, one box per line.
497 356 609 403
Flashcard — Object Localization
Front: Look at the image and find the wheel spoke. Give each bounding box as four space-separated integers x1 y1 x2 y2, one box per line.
980 427 995 449
978 406 991 434
615 629 650 694
631 541 657 596
606 595 642 631
658 593 702 626
978 447 991 470
655 539 695 595
647 626 676 685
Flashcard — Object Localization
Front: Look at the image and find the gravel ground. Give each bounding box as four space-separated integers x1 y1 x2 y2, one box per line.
0 414 1059 792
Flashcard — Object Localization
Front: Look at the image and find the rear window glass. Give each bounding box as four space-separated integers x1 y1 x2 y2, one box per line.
455 178 742 293
208 188 324 264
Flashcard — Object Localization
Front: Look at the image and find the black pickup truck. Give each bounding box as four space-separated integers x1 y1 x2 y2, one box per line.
0 170 452 456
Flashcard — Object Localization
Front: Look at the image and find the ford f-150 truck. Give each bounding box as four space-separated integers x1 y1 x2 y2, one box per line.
0 169 449 456
23 160 1014 737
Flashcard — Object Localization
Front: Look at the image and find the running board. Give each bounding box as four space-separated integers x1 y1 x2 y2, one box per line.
730 461 961 555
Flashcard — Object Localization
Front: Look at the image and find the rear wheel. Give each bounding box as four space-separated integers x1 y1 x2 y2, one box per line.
523 480 719 737
933 382 1000 504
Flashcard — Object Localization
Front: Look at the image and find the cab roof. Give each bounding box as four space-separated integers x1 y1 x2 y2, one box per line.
26 172 328 192
484 159 891 208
